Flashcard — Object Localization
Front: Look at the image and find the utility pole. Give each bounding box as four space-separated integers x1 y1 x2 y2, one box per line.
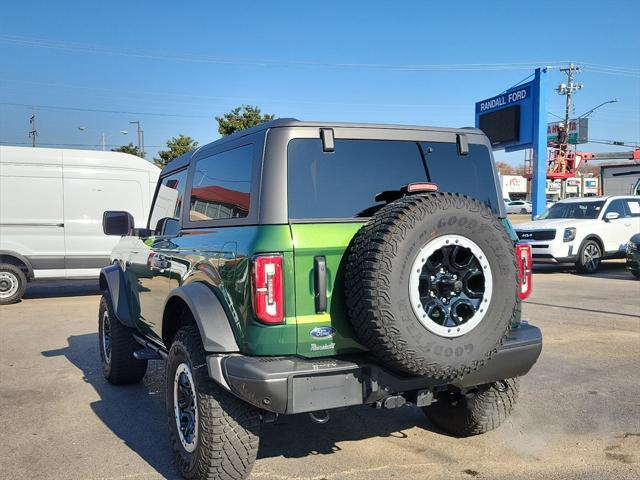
557 63 583 131
555 64 583 199
129 120 145 158
101 132 106 151
29 109 38 147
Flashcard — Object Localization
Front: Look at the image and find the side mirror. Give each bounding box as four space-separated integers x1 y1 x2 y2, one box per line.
103 211 134 236
155 217 180 236
604 212 620 221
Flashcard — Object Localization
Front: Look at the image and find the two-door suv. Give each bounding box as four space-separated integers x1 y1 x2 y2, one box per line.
99 120 542 480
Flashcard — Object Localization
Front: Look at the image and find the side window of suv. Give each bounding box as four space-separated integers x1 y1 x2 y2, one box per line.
189 145 253 222
605 199 627 218
148 169 188 235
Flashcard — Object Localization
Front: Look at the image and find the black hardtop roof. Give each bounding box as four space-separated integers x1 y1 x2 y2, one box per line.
160 118 485 175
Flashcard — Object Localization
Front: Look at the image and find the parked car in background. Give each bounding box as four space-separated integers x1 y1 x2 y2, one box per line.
505 200 532 214
0 146 160 304
515 195 640 273
626 233 640 278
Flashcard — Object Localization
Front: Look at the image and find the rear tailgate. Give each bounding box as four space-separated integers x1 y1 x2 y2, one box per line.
290 223 367 357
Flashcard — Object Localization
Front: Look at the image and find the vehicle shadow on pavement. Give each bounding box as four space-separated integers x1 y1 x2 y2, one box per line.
258 406 448 460
24 280 102 300
41 333 449 470
42 333 181 480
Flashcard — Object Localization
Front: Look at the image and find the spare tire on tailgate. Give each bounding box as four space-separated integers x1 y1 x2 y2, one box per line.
344 192 518 380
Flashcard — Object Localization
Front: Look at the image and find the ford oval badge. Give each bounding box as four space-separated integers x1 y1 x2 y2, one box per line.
310 326 336 338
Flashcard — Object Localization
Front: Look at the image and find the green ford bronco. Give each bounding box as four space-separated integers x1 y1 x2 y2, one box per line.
99 119 541 480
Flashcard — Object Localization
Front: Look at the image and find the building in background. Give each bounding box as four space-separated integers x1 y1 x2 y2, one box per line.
601 163 640 196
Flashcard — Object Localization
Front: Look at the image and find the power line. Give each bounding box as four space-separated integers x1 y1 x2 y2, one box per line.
0 141 165 148
0 102 211 118
0 34 570 72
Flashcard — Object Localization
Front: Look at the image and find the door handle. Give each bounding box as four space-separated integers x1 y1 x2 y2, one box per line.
314 256 327 313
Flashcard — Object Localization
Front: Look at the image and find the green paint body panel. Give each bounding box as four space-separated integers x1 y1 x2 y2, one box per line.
290 223 368 357
139 225 298 356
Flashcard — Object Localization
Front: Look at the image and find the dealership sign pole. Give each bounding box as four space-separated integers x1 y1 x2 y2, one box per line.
530 68 548 218
475 67 548 218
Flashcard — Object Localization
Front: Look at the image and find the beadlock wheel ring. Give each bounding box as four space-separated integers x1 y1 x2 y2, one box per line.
173 362 199 453
409 234 493 338
101 310 111 364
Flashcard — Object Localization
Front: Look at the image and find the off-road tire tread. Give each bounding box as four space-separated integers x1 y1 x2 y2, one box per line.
167 325 260 480
344 193 517 379
99 293 147 384
423 377 519 437
0 263 27 305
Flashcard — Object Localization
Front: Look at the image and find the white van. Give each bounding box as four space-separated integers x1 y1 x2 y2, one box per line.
0 146 160 303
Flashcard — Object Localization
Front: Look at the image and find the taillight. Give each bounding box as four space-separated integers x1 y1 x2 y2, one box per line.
516 243 532 299
251 254 284 324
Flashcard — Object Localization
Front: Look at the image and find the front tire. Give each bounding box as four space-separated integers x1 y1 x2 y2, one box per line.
576 239 602 274
423 377 519 437
98 293 148 384
0 263 27 305
167 325 260 480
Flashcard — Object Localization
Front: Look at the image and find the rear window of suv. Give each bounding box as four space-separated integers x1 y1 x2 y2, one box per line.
287 138 499 220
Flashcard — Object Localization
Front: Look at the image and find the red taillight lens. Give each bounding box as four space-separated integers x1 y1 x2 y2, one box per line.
516 243 532 299
251 254 284 324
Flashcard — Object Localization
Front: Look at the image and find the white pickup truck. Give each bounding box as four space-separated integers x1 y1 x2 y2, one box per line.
514 196 640 273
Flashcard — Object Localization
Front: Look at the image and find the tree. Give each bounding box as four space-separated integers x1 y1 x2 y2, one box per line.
494 161 515 175
111 143 142 157
154 135 198 168
215 105 276 136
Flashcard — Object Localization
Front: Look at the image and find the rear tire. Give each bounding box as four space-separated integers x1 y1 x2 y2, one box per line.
576 239 602 274
0 263 27 305
167 325 260 480
98 293 148 384
423 377 519 437
519 208 527 214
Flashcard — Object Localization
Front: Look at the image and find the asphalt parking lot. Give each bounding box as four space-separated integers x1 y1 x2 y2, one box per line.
1 262 638 480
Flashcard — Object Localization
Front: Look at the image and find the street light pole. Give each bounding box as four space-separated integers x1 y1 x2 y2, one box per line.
78 126 127 150
129 120 145 158
577 99 618 119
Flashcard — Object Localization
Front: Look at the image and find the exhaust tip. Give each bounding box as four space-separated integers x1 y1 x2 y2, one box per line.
309 410 330 424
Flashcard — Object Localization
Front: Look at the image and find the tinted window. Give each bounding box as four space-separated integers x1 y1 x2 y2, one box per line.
189 145 253 221
605 199 627 218
539 200 604 219
149 169 188 231
420 142 499 212
288 139 426 219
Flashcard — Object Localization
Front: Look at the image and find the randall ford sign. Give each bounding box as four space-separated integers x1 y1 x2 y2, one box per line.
475 82 535 150
476 85 531 113
547 118 589 145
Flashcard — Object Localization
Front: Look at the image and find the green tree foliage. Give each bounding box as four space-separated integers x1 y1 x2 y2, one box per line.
111 143 142 157
154 135 199 168
215 105 276 136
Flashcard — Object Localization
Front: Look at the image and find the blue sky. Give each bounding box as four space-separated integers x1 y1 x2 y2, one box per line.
1 0 638 164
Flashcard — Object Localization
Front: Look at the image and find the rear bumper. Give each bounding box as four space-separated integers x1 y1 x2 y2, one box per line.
208 323 542 414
